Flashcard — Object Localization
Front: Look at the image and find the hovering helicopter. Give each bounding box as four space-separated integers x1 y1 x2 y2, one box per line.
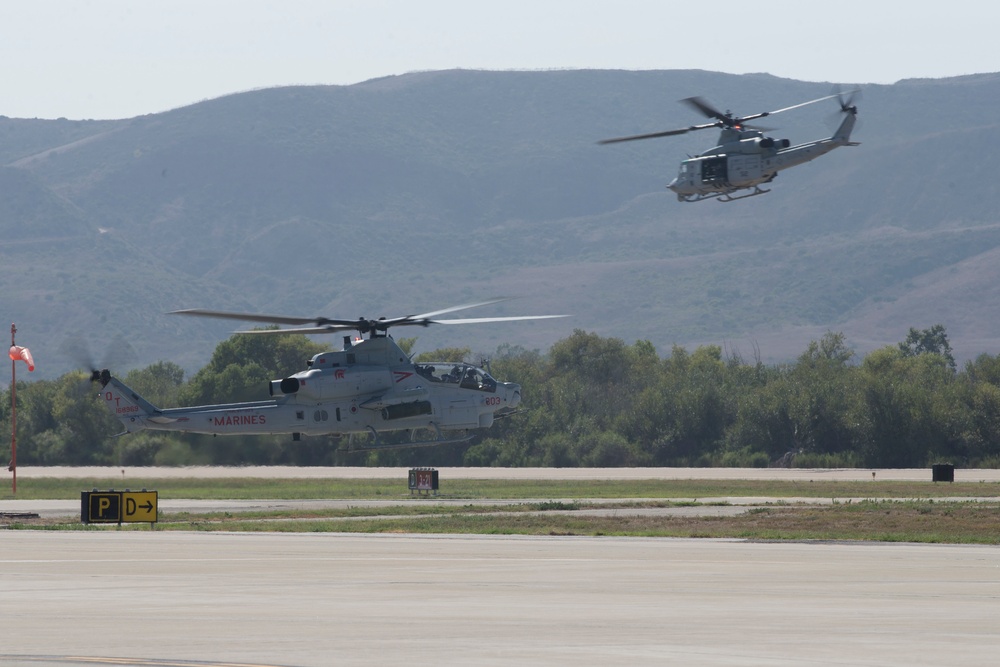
93 299 567 450
600 88 860 202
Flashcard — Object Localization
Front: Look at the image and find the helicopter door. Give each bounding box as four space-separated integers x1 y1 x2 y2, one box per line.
700 157 727 183
728 155 762 185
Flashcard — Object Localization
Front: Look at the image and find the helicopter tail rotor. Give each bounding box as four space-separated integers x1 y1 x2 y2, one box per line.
834 85 861 115
90 369 111 387
827 86 862 144
60 335 136 389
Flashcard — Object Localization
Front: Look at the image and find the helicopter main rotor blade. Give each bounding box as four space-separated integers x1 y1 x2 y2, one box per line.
234 324 359 335
170 308 352 327
402 298 514 322
432 314 570 325
680 91 861 126
174 308 324 324
681 96 729 121
359 298 518 330
172 300 566 335
598 123 716 144
234 314 569 333
745 90 860 121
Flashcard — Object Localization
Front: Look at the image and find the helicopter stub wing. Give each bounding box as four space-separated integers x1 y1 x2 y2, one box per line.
359 386 430 410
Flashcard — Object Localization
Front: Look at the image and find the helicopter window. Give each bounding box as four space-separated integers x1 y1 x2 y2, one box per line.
313 410 329 422
296 411 305 421
460 368 479 389
418 363 496 392
480 373 497 392
336 407 341 422
416 364 440 381
429 364 464 383
701 157 727 182
461 368 497 393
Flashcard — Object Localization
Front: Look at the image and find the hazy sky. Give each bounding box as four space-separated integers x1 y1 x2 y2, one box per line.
3 0 998 120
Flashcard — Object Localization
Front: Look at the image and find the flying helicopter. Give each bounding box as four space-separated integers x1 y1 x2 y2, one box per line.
93 299 567 450
599 88 860 202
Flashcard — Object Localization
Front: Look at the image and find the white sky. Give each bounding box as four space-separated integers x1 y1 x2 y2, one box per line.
2 0 998 120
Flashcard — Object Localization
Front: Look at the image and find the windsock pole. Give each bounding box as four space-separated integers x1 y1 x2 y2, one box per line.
9 325 36 494
9 323 16 494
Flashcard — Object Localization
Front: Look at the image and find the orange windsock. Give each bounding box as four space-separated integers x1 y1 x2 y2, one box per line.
9 345 35 371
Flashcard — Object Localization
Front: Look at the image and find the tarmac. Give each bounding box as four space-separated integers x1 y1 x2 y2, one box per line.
2 531 1000 666
2 467 999 666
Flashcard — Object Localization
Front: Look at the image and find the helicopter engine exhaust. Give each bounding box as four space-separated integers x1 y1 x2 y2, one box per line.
269 377 300 397
758 138 791 149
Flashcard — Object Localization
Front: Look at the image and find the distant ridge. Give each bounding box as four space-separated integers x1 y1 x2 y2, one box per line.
2 68 999 379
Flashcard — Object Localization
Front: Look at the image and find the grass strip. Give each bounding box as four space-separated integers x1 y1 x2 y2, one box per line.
8 499 1000 545
4 477 999 501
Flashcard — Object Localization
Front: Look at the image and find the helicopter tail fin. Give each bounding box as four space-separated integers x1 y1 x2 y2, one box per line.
93 370 157 433
833 108 859 146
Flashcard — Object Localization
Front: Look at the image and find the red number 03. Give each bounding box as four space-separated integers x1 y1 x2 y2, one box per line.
485 396 502 406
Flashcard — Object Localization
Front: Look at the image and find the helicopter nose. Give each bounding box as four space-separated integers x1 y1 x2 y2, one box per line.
505 382 522 408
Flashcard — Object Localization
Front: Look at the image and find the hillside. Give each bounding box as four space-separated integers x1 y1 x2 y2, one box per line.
2 69 1000 380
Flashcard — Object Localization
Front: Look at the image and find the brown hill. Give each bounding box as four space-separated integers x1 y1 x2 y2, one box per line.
2 69 999 378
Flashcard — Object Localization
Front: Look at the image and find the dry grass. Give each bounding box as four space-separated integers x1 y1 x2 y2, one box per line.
6 476 1000 543
4 476 998 501
11 499 998 544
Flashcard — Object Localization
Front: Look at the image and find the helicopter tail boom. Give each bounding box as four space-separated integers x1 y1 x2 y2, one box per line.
96 371 287 435
95 371 157 433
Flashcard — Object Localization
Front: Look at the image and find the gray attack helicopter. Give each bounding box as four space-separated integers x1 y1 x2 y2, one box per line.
93 299 567 450
600 89 860 202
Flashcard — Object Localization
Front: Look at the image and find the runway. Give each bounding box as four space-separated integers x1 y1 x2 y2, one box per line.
4 468 1000 665
14 465 1000 482
3 531 1000 666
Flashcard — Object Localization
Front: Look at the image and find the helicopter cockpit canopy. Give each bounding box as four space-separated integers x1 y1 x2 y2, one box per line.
415 362 498 392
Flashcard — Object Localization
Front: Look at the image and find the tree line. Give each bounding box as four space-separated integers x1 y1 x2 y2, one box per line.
4 325 1000 469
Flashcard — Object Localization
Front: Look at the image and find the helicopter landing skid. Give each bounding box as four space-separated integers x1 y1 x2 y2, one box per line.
679 186 771 203
718 186 770 203
341 425 474 451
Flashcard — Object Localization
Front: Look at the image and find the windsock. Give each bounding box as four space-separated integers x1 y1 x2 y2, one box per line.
9 345 35 371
